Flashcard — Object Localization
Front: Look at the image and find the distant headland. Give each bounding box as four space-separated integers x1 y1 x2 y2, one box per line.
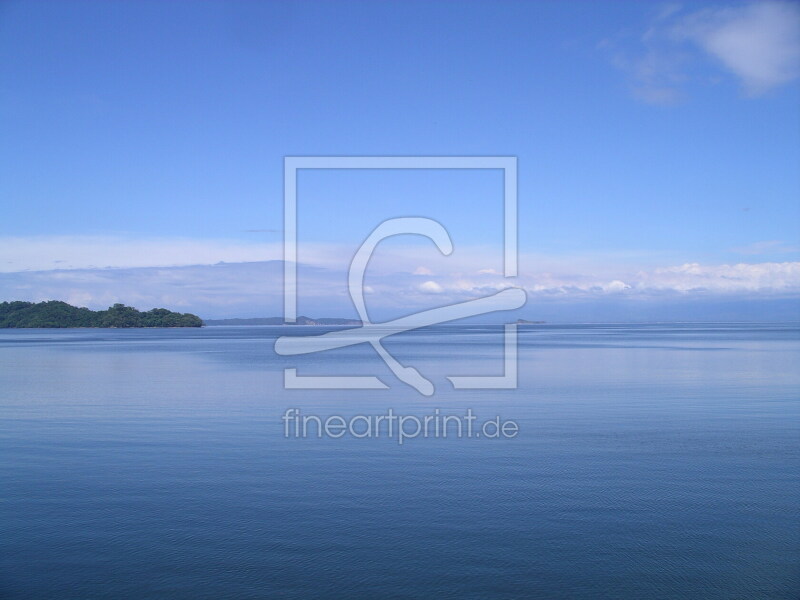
0 301 203 328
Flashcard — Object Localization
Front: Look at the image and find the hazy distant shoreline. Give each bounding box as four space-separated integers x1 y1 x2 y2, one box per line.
203 316 362 326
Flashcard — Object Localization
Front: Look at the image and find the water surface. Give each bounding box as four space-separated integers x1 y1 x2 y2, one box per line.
1 323 798 599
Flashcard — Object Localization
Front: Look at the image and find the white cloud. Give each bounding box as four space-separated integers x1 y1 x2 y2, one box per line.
413 266 433 275
640 261 800 293
608 1 800 102
432 261 800 298
604 280 631 293
418 280 444 294
676 1 800 95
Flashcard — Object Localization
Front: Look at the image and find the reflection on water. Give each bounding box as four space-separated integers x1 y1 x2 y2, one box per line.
0 323 798 599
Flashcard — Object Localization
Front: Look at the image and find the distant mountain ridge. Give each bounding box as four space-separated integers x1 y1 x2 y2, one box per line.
203 316 362 326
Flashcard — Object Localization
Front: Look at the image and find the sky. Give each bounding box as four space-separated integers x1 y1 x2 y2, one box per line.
1 0 799 321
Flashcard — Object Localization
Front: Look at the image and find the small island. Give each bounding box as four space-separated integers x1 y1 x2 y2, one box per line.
0 301 203 328
516 319 545 325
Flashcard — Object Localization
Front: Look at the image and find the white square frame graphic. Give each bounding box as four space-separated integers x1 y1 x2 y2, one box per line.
283 156 519 391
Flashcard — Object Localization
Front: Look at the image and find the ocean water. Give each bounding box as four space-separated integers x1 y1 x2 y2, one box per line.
0 323 798 599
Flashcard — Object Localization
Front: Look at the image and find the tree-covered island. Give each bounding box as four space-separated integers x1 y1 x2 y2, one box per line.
0 301 203 328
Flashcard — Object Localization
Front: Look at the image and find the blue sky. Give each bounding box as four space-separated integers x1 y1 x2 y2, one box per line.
1 0 798 320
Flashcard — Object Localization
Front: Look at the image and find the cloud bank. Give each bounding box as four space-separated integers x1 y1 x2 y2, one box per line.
1 255 797 321
2 234 798 320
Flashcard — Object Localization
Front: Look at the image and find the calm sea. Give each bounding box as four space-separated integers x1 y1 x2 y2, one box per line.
0 323 798 599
